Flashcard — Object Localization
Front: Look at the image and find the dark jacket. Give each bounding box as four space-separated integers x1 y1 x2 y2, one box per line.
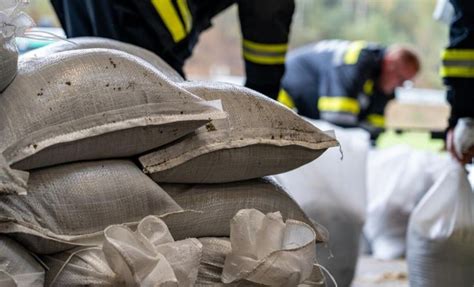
442 0 474 128
279 40 391 129
50 0 295 99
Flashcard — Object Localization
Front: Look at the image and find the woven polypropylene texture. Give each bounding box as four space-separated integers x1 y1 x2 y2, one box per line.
140 81 338 183
0 160 183 254
1 49 224 170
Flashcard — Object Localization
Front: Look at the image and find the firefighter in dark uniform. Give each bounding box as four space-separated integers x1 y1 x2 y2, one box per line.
50 0 295 100
442 0 474 164
278 40 420 138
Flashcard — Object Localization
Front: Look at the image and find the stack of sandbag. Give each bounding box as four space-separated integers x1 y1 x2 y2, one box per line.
137 81 338 285
407 158 474 287
274 120 371 287
0 36 338 285
0 48 224 172
0 0 34 92
363 146 446 260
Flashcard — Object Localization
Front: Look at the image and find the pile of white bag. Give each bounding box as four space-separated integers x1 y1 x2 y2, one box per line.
364 146 446 260
274 120 371 287
0 17 338 285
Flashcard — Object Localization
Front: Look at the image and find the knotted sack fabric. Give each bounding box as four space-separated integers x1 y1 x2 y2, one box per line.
197 237 326 287
42 216 202 287
222 209 317 286
0 48 224 170
0 160 183 254
0 235 45 287
0 0 34 92
140 81 338 183
0 153 28 195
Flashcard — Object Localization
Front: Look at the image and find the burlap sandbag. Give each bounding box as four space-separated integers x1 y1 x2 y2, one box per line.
0 48 224 170
140 81 338 183
161 177 328 243
0 235 45 287
198 237 326 287
21 36 184 82
0 160 183 254
41 216 202 287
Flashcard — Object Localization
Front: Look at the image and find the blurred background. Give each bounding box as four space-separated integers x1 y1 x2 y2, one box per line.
24 0 450 151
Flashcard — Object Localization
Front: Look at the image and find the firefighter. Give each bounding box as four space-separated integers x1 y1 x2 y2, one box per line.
439 0 474 164
50 0 295 100
278 40 420 137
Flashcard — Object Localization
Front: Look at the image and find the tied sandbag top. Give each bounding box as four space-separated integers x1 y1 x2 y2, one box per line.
140 81 338 183
0 48 225 170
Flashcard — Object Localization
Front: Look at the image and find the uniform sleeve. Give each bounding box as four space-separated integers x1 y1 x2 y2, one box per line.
443 0 474 128
237 0 295 100
318 42 380 127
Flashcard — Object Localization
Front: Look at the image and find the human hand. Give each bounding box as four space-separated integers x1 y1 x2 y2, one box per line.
447 128 474 165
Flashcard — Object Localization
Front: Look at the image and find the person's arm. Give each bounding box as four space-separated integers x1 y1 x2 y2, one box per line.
237 0 295 100
442 0 474 162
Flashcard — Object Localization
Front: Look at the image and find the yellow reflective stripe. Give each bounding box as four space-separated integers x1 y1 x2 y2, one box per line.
344 41 367 65
318 97 360 115
277 89 295 109
151 0 186 42
243 53 286 65
441 49 474 61
243 40 288 53
177 0 192 32
367 114 385 128
440 66 474 78
363 79 374 96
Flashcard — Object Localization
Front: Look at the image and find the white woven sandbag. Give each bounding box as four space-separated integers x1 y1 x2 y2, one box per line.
0 235 45 287
0 48 224 170
140 81 338 183
0 153 28 195
407 159 474 287
364 146 446 260
0 160 183 254
198 237 326 287
160 177 328 243
0 0 34 92
274 120 370 287
42 216 202 287
21 36 184 82
0 37 18 92
222 209 316 286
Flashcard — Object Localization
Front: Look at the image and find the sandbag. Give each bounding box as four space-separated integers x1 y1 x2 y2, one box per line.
0 153 28 195
160 177 328 243
407 159 474 287
0 48 224 170
140 81 338 183
0 0 34 92
0 235 45 287
454 117 474 159
198 237 326 287
21 36 184 82
0 160 183 254
0 37 18 92
364 146 446 259
42 216 202 287
274 120 370 287
222 209 316 286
